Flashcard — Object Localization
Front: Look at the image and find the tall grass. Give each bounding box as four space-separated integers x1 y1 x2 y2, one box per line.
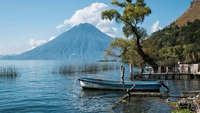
52 63 119 74
80 64 99 73
0 66 20 78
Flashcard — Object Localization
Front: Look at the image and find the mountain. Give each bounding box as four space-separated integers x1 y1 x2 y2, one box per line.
147 0 200 65
13 23 113 60
175 0 200 27
0 54 17 59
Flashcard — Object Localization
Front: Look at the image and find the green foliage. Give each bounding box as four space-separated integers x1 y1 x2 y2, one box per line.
148 19 200 65
172 109 193 113
102 0 151 39
104 38 131 60
102 0 158 70
104 38 144 67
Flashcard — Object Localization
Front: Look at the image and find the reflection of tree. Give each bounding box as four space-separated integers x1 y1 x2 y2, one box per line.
119 97 172 112
188 80 200 90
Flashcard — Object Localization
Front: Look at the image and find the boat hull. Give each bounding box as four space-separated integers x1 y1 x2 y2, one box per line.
78 78 161 91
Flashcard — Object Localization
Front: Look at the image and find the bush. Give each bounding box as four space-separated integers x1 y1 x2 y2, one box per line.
172 109 193 113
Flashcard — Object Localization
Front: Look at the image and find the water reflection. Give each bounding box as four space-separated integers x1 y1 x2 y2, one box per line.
80 89 124 98
78 89 124 112
115 97 173 113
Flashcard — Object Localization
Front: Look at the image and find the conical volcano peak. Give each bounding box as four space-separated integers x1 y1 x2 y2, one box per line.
77 23 95 27
73 23 98 31
12 22 113 60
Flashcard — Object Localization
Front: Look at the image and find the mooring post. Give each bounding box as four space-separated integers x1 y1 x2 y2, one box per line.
121 66 125 81
120 66 132 100
121 66 125 88
130 63 133 80
130 63 132 76
188 74 190 80
172 67 175 79
165 74 168 80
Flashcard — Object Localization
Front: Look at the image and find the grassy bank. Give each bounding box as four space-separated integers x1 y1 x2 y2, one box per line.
172 109 193 113
52 63 119 74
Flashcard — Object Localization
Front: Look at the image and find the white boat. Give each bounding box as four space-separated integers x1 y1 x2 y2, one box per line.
78 78 162 91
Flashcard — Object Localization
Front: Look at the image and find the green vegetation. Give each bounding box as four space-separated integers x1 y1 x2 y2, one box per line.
104 17 200 66
0 66 20 78
104 38 144 67
102 1 200 69
172 109 193 113
102 0 158 72
145 19 200 65
52 63 119 74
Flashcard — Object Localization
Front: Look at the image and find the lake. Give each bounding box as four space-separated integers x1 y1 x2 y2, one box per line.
0 60 199 113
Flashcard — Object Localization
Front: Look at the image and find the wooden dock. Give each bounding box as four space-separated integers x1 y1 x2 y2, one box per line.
121 92 169 99
141 73 195 76
181 90 200 97
121 92 194 100
131 72 200 80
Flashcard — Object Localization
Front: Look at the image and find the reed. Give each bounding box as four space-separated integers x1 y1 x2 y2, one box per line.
79 63 99 73
58 65 76 74
52 63 119 74
0 66 20 78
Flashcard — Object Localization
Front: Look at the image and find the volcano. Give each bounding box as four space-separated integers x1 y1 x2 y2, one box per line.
14 23 113 60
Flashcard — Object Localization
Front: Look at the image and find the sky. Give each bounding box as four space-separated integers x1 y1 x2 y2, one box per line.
0 0 191 55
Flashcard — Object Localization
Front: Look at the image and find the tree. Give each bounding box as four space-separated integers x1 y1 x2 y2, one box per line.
104 38 144 67
101 0 158 72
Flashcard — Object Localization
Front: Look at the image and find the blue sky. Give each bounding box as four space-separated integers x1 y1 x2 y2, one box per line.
0 0 191 55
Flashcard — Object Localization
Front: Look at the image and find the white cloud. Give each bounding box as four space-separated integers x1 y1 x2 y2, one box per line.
151 20 162 33
49 36 55 41
28 36 56 50
29 39 47 50
56 2 119 38
56 24 65 30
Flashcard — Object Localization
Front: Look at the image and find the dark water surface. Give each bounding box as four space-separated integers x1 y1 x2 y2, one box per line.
0 60 199 113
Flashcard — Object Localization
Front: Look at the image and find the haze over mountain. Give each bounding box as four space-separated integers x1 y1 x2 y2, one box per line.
11 23 113 60
175 0 200 26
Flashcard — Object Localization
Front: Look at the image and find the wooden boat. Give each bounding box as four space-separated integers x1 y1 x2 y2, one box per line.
78 78 162 91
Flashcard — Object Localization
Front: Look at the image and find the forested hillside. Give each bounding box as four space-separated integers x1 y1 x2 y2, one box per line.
103 0 200 68
143 19 200 65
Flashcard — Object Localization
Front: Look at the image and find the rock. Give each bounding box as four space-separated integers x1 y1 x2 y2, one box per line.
176 93 200 112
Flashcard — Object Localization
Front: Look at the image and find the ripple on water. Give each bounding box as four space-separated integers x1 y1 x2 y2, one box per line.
0 61 200 113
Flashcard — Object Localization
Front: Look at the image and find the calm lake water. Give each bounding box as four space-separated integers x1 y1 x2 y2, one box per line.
0 60 200 113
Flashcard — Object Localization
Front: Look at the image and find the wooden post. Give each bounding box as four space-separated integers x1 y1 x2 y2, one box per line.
121 66 125 81
130 63 132 76
172 67 175 79
188 74 190 80
165 74 168 80
172 74 175 79
121 66 125 88
130 63 133 80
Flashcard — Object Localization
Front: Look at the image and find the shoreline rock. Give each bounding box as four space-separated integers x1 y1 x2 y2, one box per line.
176 93 200 112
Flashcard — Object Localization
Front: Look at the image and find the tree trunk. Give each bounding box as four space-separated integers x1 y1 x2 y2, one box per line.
132 26 158 72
